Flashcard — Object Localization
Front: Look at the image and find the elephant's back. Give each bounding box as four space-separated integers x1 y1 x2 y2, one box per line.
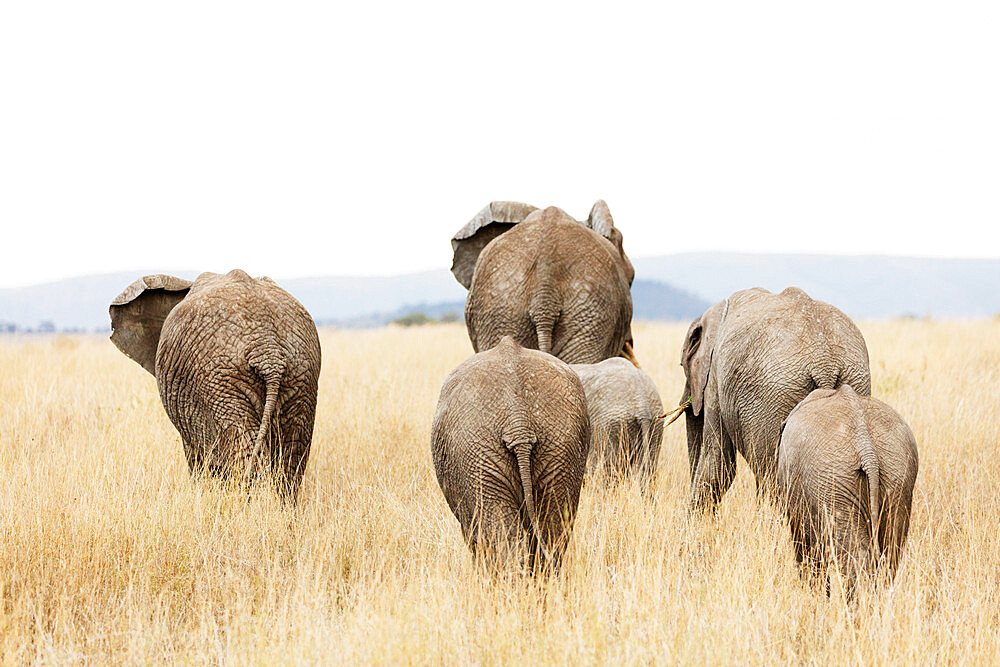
161 276 318 375
780 389 898 524
517 349 591 465
481 216 627 290
433 343 588 444
723 287 870 390
575 359 663 423
715 289 869 480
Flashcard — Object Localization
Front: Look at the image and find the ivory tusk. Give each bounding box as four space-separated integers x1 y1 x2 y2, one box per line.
621 340 640 368
658 399 692 427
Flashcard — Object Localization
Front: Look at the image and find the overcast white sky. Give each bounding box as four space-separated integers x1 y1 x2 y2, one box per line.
1 1 998 288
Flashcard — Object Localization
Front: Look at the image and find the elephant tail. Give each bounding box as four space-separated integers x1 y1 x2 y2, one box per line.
250 368 283 472
532 316 555 355
855 423 882 560
529 284 558 355
511 440 553 565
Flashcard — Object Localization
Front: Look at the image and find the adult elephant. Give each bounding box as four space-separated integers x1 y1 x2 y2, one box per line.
451 200 636 365
431 336 590 571
677 287 871 511
109 270 321 499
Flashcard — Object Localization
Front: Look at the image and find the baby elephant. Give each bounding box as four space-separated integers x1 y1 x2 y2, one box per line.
431 336 590 571
569 358 664 484
110 270 321 499
777 385 918 597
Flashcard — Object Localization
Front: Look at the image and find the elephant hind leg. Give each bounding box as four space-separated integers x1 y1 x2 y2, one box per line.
784 495 826 587
468 500 528 572
877 492 912 584
599 421 627 479
181 437 206 475
200 423 254 479
273 430 312 501
633 418 662 489
829 545 871 603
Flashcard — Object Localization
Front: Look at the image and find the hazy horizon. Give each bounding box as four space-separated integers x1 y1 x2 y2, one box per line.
3 249 1000 290
4 253 999 331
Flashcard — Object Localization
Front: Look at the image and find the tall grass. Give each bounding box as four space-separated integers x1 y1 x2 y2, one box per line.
1 321 998 663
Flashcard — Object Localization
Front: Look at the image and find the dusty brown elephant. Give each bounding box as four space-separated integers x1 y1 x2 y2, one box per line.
450 200 636 364
570 358 664 485
778 385 919 598
109 270 321 499
677 287 871 511
431 336 590 571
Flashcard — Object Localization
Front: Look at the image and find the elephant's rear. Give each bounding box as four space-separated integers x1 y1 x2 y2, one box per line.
466 215 632 364
157 272 320 496
431 338 590 570
258 283 321 497
864 396 919 579
778 386 918 596
573 358 664 481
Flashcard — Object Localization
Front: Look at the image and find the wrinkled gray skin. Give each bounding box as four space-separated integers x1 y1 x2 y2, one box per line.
680 287 871 511
451 201 636 365
109 270 321 499
778 386 918 598
431 336 590 571
570 358 664 484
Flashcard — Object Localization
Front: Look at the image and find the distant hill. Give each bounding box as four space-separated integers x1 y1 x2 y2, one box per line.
283 271 466 324
630 280 709 321
0 271 199 333
0 270 706 332
0 270 466 333
633 254 1000 319
323 280 709 329
322 300 466 328
2 253 997 332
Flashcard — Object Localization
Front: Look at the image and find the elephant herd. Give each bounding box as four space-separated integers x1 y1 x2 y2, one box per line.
107 200 918 600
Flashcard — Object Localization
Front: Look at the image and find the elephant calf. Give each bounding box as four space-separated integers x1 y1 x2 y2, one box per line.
431 336 590 571
570 358 664 484
109 270 321 499
777 385 919 598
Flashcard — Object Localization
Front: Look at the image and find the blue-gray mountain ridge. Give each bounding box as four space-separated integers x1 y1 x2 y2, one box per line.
1 253 997 332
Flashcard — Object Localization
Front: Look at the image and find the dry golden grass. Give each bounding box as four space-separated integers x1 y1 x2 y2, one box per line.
1 320 999 663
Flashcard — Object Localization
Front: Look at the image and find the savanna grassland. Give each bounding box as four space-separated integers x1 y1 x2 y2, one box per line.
1 321 998 664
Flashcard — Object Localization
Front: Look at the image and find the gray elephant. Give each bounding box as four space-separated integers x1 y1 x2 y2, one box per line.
451 200 637 365
570 358 664 484
678 287 871 511
778 385 919 598
109 270 321 498
431 336 590 571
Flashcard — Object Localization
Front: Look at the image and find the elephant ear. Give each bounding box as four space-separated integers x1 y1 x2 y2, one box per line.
681 301 725 416
109 275 192 375
585 200 634 285
585 200 615 239
450 201 538 289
